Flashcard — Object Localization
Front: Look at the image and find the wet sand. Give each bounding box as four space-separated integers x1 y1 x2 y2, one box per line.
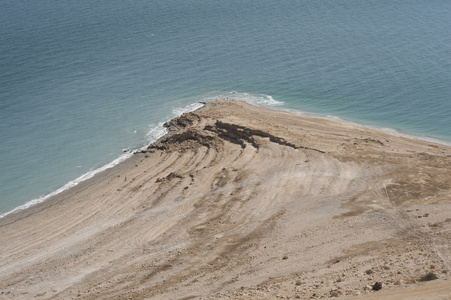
1 100 450 299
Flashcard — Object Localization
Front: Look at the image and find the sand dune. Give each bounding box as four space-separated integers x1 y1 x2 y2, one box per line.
1 100 450 299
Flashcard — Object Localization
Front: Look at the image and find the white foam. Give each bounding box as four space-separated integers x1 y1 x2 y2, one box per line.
207 91 284 107
145 121 168 143
172 101 205 116
378 127 396 134
0 152 133 219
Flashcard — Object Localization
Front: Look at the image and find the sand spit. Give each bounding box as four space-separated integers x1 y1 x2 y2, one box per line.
1 100 450 299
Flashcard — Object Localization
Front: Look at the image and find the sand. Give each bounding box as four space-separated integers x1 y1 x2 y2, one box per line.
0 100 450 299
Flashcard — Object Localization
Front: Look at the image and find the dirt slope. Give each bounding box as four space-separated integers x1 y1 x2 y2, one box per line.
1 100 450 299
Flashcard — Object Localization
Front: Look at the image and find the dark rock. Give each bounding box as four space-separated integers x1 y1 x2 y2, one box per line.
372 282 382 291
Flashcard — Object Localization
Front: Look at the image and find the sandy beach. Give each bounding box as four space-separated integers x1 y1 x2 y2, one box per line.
1 100 450 299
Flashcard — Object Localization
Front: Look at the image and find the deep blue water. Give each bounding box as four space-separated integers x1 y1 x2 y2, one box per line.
1 0 450 216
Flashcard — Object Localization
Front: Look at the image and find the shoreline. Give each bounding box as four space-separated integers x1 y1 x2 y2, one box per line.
279 106 451 147
0 102 206 220
1 99 450 299
2 98 450 220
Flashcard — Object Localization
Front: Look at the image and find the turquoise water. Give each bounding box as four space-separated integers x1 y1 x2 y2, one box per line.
1 0 450 216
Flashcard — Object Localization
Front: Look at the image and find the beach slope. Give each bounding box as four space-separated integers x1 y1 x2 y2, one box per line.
1 100 450 299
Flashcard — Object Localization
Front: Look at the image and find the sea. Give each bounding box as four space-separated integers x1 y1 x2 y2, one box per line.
1 0 450 217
